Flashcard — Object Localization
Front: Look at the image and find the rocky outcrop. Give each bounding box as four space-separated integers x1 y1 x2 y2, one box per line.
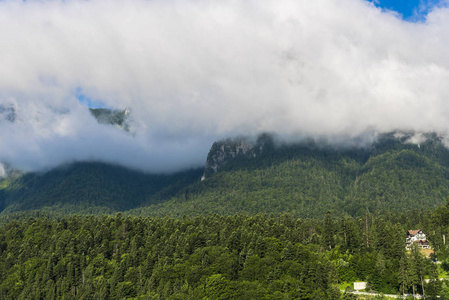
89 107 132 131
202 133 275 179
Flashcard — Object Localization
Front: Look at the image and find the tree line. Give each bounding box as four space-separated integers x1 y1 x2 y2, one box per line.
2 204 449 299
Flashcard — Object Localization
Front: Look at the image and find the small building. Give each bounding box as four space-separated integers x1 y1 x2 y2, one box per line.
354 282 367 291
406 229 430 250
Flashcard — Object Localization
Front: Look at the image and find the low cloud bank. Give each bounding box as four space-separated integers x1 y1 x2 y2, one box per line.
1 0 449 173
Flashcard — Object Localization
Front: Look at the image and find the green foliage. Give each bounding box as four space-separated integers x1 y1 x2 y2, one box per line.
131 132 449 219
1 132 449 298
0 163 203 217
1 208 446 299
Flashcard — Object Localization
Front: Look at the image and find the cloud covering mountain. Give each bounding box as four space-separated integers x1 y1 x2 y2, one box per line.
1 0 449 173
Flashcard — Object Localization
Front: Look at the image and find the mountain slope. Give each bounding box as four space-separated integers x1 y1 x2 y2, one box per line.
0 162 203 216
2 132 449 219
129 132 449 218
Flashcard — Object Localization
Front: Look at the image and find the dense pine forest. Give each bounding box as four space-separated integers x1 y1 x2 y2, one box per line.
0 164 204 216
2 205 449 299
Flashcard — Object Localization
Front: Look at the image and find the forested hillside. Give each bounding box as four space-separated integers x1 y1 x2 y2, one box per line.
131 132 449 218
1 205 449 299
0 163 203 216
2 132 449 219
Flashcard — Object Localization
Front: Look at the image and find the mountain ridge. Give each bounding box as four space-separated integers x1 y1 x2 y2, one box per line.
1 131 449 219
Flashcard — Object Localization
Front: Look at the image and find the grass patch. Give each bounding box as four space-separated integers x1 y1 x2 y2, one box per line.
339 281 353 291
420 247 434 258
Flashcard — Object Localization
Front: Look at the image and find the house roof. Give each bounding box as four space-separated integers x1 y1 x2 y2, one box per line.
408 229 422 236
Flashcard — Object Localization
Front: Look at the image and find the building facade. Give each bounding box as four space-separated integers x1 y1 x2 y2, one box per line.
406 229 430 250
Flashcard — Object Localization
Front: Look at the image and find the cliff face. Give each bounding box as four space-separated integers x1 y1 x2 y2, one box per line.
202 133 275 179
89 107 131 131
202 131 448 180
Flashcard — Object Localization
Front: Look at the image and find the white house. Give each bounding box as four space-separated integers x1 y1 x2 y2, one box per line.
406 229 430 250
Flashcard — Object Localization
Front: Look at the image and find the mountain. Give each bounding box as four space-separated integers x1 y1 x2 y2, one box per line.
89 107 131 131
0 162 203 216
2 131 449 219
129 132 449 218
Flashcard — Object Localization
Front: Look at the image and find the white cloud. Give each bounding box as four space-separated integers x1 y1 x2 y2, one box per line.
1 0 449 172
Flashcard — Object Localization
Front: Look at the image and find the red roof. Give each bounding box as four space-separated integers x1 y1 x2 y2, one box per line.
408 229 422 236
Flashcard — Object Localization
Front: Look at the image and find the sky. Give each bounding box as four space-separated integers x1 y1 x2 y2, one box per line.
371 0 445 20
1 0 449 174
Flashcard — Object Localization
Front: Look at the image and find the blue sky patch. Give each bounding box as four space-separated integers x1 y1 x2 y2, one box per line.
75 87 106 109
368 0 446 21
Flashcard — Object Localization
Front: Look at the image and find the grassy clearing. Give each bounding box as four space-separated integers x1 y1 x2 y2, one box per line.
420 247 434 258
339 281 353 291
